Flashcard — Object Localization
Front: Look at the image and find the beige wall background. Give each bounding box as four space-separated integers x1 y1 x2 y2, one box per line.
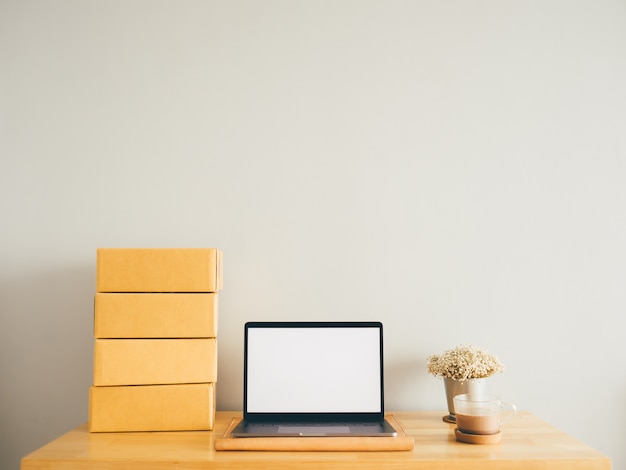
2 1 625 469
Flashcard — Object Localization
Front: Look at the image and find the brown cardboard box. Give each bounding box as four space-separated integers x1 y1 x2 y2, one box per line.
93 338 217 386
89 383 215 432
94 293 218 338
96 248 223 293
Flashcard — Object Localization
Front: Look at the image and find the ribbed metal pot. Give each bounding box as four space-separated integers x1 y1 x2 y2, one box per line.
443 377 487 423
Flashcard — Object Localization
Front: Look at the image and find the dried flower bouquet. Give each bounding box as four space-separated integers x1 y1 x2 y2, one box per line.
427 345 505 381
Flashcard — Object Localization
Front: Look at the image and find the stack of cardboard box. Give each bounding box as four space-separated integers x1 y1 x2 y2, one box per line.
88 248 223 432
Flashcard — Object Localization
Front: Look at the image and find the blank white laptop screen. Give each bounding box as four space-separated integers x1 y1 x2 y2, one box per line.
246 326 382 413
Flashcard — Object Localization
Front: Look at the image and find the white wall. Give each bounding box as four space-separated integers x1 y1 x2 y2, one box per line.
2 1 625 469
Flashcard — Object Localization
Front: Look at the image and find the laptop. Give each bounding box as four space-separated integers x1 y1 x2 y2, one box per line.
231 321 397 437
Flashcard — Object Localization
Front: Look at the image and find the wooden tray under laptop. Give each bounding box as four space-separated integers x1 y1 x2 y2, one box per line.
214 414 414 451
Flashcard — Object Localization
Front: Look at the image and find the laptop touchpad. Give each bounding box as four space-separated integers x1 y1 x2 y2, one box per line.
277 426 350 434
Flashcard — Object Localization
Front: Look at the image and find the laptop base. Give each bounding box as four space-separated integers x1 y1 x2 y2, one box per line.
231 418 397 437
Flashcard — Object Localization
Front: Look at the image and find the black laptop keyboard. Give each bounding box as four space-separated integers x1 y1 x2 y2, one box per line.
250 421 380 427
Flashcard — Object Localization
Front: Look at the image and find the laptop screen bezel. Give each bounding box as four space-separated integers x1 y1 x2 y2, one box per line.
242 321 386 423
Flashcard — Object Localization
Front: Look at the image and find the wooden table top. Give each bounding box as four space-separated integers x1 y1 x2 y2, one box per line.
21 411 611 470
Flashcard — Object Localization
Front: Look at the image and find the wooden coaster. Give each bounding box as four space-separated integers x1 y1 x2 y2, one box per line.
455 428 502 445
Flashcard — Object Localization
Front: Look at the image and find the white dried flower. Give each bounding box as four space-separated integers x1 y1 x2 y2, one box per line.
427 345 505 380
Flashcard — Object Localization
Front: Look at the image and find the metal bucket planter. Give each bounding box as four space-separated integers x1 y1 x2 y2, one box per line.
442 377 487 423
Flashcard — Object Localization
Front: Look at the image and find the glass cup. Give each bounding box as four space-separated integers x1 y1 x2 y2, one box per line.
453 394 517 435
